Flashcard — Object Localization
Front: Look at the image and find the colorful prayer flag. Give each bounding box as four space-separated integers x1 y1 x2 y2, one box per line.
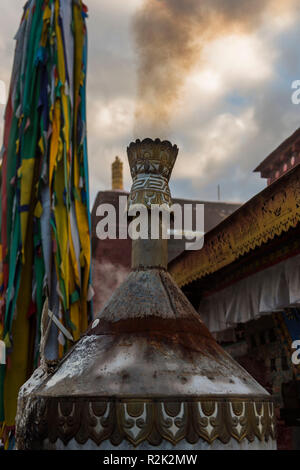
0 0 92 440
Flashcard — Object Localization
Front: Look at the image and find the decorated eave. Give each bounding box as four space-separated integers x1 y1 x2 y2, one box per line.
169 163 300 289
254 127 300 183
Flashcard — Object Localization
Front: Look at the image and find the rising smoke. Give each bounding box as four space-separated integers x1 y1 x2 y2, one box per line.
92 260 130 315
132 0 295 137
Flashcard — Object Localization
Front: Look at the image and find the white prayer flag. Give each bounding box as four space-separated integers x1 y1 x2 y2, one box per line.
0 340 5 365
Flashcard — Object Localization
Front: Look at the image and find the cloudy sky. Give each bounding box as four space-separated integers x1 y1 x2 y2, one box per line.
0 0 300 206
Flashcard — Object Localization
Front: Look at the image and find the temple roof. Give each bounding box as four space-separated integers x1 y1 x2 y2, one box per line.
91 190 241 262
254 127 300 184
169 163 300 288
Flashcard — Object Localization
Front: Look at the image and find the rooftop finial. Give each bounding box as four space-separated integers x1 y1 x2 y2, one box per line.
112 156 123 190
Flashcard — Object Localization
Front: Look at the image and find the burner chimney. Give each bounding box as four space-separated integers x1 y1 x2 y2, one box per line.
127 138 178 270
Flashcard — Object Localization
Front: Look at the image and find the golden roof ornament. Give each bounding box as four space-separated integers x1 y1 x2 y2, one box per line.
112 156 123 190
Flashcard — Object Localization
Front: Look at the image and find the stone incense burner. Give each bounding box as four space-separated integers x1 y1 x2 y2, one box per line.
16 139 276 450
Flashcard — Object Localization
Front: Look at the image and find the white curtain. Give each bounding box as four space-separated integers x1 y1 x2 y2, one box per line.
199 254 300 333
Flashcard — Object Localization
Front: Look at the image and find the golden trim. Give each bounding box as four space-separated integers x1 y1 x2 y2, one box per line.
22 397 276 448
170 166 300 287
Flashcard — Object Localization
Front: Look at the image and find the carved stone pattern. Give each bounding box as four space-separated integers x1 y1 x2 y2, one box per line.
128 174 172 209
127 138 178 182
25 398 276 449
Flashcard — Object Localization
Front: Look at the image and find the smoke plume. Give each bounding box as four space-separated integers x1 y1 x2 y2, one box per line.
133 0 295 137
92 260 130 315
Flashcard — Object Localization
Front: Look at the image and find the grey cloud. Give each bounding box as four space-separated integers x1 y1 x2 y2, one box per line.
0 1 300 208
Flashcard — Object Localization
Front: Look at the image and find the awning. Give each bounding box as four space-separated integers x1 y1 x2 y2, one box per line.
199 254 300 333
